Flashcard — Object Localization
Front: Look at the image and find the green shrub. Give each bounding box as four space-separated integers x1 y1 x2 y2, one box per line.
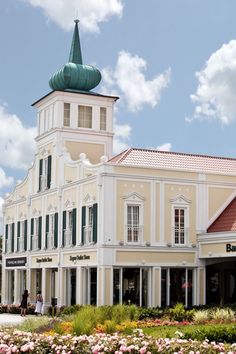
193 309 210 324
210 307 235 322
103 320 116 334
60 304 82 316
17 316 52 333
183 324 236 343
72 306 98 335
138 307 165 320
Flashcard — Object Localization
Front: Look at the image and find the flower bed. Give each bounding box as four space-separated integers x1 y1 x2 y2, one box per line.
0 329 235 353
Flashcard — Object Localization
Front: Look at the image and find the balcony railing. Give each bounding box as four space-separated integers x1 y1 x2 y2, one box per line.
84 225 92 244
39 175 47 191
32 235 39 250
64 228 72 247
173 227 189 245
46 232 54 249
17 238 24 252
126 225 143 243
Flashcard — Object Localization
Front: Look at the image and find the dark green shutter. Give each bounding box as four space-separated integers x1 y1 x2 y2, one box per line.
39 159 43 191
24 220 27 251
38 216 42 249
54 213 58 248
30 218 34 250
72 208 77 246
5 224 8 253
11 223 15 252
17 221 20 252
93 203 98 243
81 206 86 245
45 215 49 249
47 155 52 189
62 211 66 247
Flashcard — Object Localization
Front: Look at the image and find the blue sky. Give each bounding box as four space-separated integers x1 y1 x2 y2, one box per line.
1 0 236 219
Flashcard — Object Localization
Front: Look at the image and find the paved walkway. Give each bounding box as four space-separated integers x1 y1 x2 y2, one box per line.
0 313 30 326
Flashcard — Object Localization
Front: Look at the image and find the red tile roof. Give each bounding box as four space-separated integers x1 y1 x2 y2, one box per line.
109 148 236 175
207 197 236 232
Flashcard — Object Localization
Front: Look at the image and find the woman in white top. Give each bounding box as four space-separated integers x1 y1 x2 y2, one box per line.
35 291 43 316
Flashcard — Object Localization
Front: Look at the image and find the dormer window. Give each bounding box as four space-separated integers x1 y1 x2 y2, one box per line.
78 105 92 128
100 107 107 130
39 156 51 192
64 103 70 127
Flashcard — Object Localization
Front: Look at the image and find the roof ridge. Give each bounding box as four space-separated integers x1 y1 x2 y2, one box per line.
129 147 236 161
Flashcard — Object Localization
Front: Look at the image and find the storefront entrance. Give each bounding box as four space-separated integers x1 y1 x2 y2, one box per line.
206 261 236 305
113 267 149 306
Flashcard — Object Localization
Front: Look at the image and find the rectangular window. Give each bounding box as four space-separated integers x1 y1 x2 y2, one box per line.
174 208 185 244
127 205 140 243
100 107 107 130
78 105 92 128
64 103 70 127
49 214 55 234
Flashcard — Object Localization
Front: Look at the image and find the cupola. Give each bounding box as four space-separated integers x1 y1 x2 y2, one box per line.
49 20 102 92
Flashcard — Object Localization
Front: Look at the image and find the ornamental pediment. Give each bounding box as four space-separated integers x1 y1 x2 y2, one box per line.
123 192 145 202
170 194 191 205
83 193 95 204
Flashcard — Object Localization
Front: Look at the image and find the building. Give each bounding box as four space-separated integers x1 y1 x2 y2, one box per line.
2 20 236 310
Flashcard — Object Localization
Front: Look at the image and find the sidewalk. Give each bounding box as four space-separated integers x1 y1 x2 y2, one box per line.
0 313 29 326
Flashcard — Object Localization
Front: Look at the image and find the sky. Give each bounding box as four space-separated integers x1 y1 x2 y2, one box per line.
1 0 236 222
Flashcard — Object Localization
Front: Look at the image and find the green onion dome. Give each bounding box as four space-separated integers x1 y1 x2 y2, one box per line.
49 20 101 92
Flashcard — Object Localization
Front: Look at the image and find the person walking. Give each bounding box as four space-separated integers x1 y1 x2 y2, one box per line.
20 289 29 317
35 291 43 316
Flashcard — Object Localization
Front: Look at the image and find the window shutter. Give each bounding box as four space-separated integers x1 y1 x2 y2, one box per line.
30 218 34 250
93 203 98 244
72 208 77 246
5 224 8 253
45 215 49 249
11 223 15 252
54 212 58 248
17 221 20 252
62 211 66 247
24 220 27 251
47 155 52 189
38 216 42 249
39 159 43 191
81 206 86 244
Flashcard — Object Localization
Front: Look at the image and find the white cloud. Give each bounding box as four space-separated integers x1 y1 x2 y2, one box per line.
113 121 131 154
0 105 36 170
0 168 13 189
0 196 3 230
157 143 172 151
102 51 171 112
23 0 123 32
188 40 236 124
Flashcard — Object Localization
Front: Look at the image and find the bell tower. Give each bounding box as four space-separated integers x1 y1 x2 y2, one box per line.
32 20 118 164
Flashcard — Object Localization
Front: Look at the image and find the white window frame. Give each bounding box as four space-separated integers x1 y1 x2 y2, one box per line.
78 105 92 129
64 103 70 127
123 193 144 245
100 107 107 131
170 195 190 246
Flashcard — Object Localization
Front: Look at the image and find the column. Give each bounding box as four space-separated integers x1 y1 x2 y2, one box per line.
26 268 31 296
14 269 20 304
41 268 46 306
1 267 7 304
76 267 83 305
197 267 206 305
152 267 161 307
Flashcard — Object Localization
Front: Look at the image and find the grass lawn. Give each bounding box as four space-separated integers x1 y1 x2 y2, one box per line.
143 323 235 339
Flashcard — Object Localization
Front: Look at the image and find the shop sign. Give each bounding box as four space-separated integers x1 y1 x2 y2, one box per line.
70 255 90 262
36 257 53 263
226 243 236 252
6 257 27 267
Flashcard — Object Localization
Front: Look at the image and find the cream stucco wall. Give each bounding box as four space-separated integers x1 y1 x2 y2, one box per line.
65 165 77 183
65 141 104 164
208 187 235 220
116 251 196 264
199 241 236 258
